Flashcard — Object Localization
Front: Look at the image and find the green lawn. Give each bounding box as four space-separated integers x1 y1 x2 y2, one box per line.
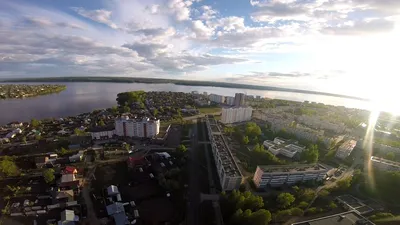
198 107 221 114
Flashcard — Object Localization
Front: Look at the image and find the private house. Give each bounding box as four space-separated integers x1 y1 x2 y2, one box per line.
107 185 122 202
106 202 129 225
59 174 80 189
63 166 78 175
35 156 49 168
58 209 79 225
53 190 74 203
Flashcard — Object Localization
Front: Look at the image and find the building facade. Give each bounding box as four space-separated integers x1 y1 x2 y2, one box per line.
209 94 225 104
253 164 328 188
335 140 357 159
221 107 252 124
225 96 235 106
370 156 400 171
206 115 243 190
234 93 246 106
115 117 160 138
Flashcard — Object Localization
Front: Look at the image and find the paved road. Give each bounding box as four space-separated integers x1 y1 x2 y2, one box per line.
187 120 200 225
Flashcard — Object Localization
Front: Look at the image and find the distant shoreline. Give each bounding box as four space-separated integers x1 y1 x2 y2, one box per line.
0 76 369 101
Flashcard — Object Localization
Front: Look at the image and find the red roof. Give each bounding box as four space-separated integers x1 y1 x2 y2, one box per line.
64 166 77 174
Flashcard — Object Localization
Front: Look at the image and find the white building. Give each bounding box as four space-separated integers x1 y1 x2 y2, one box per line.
90 126 115 140
206 116 243 190
263 137 306 158
234 93 246 106
221 107 252 124
253 164 328 188
225 96 235 105
209 94 225 104
335 140 357 159
370 156 400 171
115 116 160 138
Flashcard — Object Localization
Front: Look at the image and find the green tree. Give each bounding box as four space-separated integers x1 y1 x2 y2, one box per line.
290 207 304 216
253 143 261 152
243 136 250 145
43 168 55 184
328 201 337 210
369 212 395 222
111 106 118 114
31 118 40 128
298 201 309 209
123 105 131 113
274 210 292 222
98 120 105 127
306 207 318 215
301 144 319 163
277 193 295 209
245 122 262 137
176 144 187 153
336 177 352 190
153 109 158 117
319 189 330 197
125 144 131 152
250 209 272 225
0 157 20 177
59 147 68 156
22 136 27 144
224 127 234 137
35 135 42 141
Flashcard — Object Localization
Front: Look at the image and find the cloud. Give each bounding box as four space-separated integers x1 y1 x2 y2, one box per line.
18 16 84 29
323 18 395 35
167 0 193 21
71 7 118 29
122 42 169 58
251 1 310 22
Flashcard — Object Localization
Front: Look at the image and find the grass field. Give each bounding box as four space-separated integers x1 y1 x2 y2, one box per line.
198 107 221 114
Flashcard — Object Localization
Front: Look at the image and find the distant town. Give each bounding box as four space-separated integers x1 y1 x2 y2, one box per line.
0 88 399 225
0 84 66 99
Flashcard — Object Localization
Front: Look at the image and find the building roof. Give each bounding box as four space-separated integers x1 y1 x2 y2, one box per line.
258 164 328 174
59 180 80 188
107 185 120 196
63 166 77 174
56 190 74 200
35 156 49 164
61 174 76 183
291 211 375 225
106 202 125 215
113 212 129 225
61 209 76 221
88 124 115 132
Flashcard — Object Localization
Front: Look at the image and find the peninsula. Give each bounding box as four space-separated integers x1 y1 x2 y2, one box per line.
0 84 66 99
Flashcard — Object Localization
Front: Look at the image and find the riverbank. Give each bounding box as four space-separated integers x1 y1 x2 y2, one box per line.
0 76 368 101
0 84 66 99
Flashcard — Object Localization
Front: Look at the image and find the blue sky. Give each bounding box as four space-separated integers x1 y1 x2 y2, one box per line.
0 0 399 100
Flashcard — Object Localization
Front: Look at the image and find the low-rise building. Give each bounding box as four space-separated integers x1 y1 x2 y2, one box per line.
370 156 400 171
336 140 357 159
291 211 375 225
206 115 243 190
263 137 305 158
253 164 328 188
89 125 115 140
106 202 129 225
221 106 252 124
58 209 79 225
115 116 160 138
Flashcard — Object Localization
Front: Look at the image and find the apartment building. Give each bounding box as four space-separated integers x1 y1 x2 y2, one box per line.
263 137 306 158
206 115 243 190
335 140 357 159
253 164 328 188
89 126 115 140
225 96 235 106
234 93 246 106
370 156 400 171
115 116 160 138
209 94 225 104
221 107 252 124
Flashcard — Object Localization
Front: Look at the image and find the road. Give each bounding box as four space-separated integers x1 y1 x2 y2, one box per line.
187 119 200 225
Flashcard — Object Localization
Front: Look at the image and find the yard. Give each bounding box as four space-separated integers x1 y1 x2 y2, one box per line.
198 106 221 114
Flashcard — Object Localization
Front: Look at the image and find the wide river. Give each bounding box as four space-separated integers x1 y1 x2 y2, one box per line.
0 82 371 125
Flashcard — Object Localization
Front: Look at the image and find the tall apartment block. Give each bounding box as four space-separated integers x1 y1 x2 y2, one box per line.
115 116 160 138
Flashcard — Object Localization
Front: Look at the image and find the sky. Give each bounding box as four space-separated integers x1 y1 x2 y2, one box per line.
0 0 399 102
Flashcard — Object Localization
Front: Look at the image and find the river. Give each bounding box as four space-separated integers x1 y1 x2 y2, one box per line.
0 82 371 125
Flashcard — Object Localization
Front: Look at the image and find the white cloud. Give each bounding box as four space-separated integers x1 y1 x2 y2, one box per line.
71 7 118 29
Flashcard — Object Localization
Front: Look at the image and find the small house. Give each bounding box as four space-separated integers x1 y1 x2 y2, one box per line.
63 166 78 175
35 156 49 168
58 209 79 225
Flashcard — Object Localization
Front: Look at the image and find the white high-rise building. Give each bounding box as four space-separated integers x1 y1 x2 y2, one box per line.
209 94 225 103
221 107 252 124
115 116 160 138
226 96 235 105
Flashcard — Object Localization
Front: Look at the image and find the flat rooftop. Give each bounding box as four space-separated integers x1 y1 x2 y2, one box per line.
258 164 328 174
206 115 241 177
371 156 400 168
338 140 357 152
292 211 375 225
